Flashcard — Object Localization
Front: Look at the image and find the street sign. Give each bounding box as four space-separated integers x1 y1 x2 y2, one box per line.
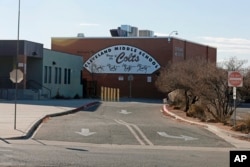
10 69 23 83
128 75 134 81
228 71 243 87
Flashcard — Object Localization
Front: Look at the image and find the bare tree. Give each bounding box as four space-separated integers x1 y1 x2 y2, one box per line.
156 59 204 112
156 58 234 123
196 63 233 122
219 56 248 71
238 69 250 102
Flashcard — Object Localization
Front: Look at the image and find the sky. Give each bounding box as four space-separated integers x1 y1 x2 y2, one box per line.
1 0 250 66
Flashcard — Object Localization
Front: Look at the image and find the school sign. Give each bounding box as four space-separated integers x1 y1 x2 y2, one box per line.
83 45 160 74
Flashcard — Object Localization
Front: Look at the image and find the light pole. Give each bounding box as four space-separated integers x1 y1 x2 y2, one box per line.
168 31 178 42
14 0 21 129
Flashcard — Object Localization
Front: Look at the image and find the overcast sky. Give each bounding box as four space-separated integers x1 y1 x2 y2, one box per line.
1 0 250 66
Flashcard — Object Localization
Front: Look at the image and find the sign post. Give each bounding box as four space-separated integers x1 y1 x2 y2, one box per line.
10 68 23 130
128 75 133 98
228 71 243 127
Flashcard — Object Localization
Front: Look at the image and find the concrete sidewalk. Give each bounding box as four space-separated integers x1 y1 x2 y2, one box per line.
0 99 99 139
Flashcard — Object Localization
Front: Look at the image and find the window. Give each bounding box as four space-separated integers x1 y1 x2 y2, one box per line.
147 76 152 83
58 68 61 84
55 67 58 84
44 66 48 83
64 68 67 84
118 76 124 81
64 68 71 84
48 66 52 83
68 69 71 84
174 47 184 57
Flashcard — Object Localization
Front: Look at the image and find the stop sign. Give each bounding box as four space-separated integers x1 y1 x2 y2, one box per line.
10 69 24 83
228 71 243 87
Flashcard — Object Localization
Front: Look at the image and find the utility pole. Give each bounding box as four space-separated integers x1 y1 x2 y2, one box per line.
14 0 21 129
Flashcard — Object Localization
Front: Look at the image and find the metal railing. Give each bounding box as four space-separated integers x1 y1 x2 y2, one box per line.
26 80 51 99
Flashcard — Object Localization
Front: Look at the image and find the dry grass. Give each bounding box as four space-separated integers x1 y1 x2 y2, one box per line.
186 104 206 122
232 116 250 134
244 116 250 131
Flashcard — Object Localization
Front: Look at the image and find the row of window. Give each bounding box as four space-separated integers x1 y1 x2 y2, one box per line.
174 47 184 57
44 66 71 84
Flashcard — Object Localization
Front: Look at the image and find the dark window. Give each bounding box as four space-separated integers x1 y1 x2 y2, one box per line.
44 66 47 83
55 67 58 84
58 68 61 84
48 66 52 83
64 68 67 84
68 69 71 84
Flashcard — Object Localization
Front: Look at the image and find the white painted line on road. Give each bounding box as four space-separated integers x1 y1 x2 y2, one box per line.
115 119 153 146
115 119 145 145
131 124 154 146
157 132 198 141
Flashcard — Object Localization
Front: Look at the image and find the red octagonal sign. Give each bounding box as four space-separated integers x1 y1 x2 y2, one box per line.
228 71 243 87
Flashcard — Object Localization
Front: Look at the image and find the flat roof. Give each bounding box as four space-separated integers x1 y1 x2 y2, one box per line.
51 36 217 49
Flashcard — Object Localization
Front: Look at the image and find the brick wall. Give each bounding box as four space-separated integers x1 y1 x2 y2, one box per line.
52 37 216 99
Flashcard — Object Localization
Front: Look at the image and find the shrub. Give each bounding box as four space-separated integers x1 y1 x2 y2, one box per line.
244 116 250 132
232 116 250 133
54 94 65 99
168 90 187 111
187 104 206 122
74 94 81 99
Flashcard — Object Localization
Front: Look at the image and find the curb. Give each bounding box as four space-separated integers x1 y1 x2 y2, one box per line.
162 104 207 128
162 104 250 148
6 101 101 140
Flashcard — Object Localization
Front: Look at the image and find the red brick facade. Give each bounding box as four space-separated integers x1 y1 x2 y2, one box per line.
51 37 216 99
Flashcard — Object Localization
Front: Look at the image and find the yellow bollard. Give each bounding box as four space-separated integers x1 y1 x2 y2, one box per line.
113 88 116 101
107 87 110 101
102 87 120 102
110 88 113 101
104 87 107 101
117 88 120 102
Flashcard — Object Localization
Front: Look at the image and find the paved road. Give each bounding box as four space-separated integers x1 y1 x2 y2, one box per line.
34 101 232 147
1 101 234 166
0 140 230 167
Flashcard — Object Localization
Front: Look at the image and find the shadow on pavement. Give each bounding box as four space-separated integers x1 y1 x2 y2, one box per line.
119 98 163 104
1 98 163 108
0 98 99 108
81 102 101 112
